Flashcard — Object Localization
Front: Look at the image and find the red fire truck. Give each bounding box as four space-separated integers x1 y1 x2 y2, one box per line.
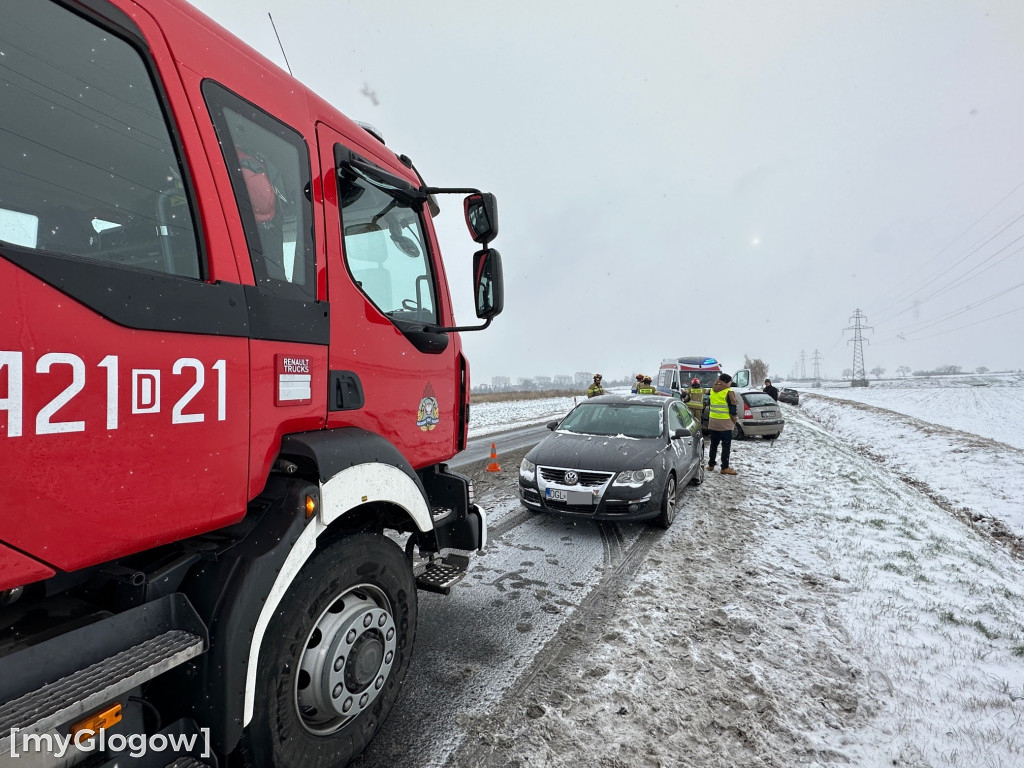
0 1 503 766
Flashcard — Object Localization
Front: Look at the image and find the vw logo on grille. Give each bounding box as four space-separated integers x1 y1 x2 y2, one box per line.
564 471 579 485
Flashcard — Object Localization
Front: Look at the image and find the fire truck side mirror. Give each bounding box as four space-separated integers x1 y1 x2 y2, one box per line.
464 193 498 244
474 248 504 320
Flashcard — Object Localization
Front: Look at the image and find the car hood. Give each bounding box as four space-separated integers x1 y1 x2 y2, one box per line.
525 431 667 471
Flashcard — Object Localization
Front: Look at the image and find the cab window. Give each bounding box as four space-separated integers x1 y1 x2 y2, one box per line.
0 0 200 277
203 82 315 301
336 155 437 326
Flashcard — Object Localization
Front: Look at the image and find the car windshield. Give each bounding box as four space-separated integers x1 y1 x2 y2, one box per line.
557 403 664 439
681 371 720 388
744 393 777 407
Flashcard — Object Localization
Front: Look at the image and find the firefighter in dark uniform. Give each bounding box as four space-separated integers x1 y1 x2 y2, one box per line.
637 376 657 395
587 373 605 398
683 377 705 423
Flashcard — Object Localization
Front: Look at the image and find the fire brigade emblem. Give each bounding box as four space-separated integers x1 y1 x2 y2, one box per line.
417 383 440 431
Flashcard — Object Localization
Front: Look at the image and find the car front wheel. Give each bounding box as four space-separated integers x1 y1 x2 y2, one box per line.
653 474 677 529
243 533 417 768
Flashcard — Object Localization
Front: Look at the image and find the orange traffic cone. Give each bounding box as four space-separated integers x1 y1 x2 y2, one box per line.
486 443 501 472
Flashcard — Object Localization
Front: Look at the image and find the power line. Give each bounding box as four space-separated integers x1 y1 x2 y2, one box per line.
876 302 1024 345
868 179 1024 320
877 275 1024 342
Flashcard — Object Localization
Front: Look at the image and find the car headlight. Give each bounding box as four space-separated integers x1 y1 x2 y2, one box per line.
613 469 655 487
520 458 536 482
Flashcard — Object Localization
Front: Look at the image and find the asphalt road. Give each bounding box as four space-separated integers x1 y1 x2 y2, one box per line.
351 428 662 768
449 424 554 470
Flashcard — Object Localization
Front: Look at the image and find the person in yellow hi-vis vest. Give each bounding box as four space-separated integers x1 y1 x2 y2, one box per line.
586 373 605 398
636 375 657 395
682 377 705 424
707 373 740 475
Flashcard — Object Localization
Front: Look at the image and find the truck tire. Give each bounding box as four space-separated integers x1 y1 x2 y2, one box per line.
243 533 417 768
653 474 677 529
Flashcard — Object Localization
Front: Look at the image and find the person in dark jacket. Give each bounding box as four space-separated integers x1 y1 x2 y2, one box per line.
763 378 779 401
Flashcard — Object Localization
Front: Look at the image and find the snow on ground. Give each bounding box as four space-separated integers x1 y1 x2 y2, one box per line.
458 380 1024 767
469 395 580 437
801 377 1024 540
807 374 1024 451
468 387 632 438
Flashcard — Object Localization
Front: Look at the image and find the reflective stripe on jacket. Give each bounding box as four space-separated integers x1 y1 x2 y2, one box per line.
637 386 657 394
708 387 732 420
686 387 705 408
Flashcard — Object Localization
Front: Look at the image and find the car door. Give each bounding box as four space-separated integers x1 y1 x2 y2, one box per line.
668 402 698 481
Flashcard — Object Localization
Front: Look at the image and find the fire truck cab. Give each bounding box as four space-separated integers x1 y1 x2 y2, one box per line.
0 1 503 766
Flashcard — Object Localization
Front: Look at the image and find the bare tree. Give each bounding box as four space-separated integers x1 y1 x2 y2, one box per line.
897 365 911 377
976 366 989 374
870 366 886 378
743 355 769 385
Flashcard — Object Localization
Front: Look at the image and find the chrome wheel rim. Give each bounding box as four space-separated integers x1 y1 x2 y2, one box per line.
664 477 677 523
295 584 397 735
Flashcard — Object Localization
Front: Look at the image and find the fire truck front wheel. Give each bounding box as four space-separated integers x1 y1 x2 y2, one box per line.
244 533 417 768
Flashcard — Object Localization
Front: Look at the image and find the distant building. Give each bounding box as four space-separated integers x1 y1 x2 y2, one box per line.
575 372 592 387
553 375 573 387
535 376 552 388
491 376 511 390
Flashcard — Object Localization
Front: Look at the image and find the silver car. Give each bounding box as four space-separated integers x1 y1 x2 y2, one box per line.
734 392 785 439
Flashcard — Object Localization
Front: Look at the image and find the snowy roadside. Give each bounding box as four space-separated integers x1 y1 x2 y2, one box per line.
450 392 1024 768
801 391 1024 541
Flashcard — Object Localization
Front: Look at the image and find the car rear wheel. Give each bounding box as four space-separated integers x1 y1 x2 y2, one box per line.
653 474 677 529
690 459 706 486
243 533 417 768
732 423 744 439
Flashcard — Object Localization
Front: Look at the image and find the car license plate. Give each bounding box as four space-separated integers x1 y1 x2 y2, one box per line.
762 410 776 417
546 488 594 505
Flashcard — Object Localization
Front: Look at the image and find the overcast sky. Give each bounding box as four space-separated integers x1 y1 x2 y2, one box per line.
190 0 1024 383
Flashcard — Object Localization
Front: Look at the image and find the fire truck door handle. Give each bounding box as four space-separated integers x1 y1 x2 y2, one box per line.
330 370 365 411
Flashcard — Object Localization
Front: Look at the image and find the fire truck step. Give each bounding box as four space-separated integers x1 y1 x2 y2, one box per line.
0 593 207 751
165 757 214 768
415 554 470 595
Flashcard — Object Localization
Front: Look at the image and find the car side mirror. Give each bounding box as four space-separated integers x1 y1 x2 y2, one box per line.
673 428 688 439
546 421 558 431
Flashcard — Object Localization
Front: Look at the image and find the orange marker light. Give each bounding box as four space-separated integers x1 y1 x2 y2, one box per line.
305 494 317 518
71 703 123 738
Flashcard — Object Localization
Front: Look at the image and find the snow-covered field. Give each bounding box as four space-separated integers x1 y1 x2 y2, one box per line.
458 378 1024 767
810 374 1024 451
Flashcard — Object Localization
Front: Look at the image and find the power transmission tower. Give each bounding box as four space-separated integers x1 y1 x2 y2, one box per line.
799 349 807 380
811 349 823 386
844 309 872 387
